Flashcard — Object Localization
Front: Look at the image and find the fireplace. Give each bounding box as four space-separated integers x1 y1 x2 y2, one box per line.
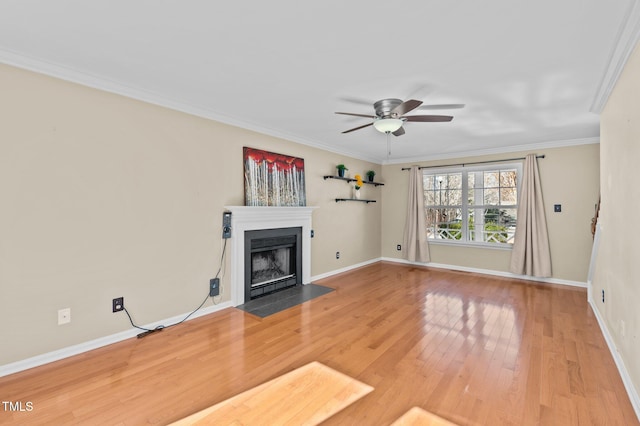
225 206 317 306
244 227 302 300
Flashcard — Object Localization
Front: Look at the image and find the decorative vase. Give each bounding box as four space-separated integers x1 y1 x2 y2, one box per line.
354 188 361 199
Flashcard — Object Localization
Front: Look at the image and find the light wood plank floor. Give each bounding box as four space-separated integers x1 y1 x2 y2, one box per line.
1 262 637 425
390 407 459 426
169 361 373 425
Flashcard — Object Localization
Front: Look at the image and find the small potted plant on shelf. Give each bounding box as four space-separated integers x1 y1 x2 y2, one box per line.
336 164 348 178
365 170 376 182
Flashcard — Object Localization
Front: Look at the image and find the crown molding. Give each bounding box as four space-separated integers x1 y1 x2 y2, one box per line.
0 49 380 164
590 0 640 113
382 137 600 165
0 49 602 166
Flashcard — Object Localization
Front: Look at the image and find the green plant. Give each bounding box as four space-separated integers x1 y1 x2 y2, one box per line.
366 170 375 178
336 164 348 171
439 221 462 240
484 223 509 243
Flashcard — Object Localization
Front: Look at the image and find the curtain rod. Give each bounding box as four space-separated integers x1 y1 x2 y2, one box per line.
401 154 545 171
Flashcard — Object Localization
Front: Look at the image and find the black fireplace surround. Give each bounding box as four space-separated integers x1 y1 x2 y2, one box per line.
244 227 302 300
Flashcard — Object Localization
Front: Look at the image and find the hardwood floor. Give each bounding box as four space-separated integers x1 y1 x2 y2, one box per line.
169 361 373 425
1 262 637 425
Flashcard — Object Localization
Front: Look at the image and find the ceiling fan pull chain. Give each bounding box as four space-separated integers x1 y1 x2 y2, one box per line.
387 131 391 159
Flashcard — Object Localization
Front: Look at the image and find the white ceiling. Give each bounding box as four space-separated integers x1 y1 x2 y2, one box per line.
1 1 637 164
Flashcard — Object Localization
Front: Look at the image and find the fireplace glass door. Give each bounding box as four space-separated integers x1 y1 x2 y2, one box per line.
244 227 302 299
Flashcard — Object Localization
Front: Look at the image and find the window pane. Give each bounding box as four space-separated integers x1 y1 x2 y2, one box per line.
425 190 436 206
423 172 463 206
424 175 436 192
484 188 499 204
500 188 517 204
500 170 517 188
447 174 462 189
445 189 462 206
467 208 517 243
426 208 463 240
484 172 499 188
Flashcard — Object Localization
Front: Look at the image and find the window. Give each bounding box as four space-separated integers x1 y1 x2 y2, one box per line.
423 164 521 246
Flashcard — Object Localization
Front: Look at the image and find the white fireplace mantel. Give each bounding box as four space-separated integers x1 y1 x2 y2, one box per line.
224 206 318 306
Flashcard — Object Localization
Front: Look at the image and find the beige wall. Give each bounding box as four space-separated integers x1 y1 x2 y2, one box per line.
596 40 640 402
0 61 605 370
0 64 381 365
381 143 600 282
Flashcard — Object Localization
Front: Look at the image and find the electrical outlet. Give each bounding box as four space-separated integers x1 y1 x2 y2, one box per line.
58 308 71 325
210 278 220 297
601 289 605 303
397 244 402 251
112 297 124 312
336 251 340 259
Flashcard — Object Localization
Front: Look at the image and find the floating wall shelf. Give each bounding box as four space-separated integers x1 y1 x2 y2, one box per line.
335 198 376 204
323 175 382 205
322 175 385 187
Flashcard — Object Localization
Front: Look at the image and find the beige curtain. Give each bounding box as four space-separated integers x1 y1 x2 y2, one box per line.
403 166 430 262
510 154 552 277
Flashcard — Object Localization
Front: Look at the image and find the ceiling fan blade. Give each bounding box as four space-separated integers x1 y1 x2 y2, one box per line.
391 99 423 116
339 96 373 106
404 115 454 122
342 122 374 134
392 127 405 137
335 112 377 119
418 103 466 110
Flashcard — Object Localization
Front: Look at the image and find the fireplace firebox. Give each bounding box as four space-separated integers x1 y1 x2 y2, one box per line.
244 227 302 300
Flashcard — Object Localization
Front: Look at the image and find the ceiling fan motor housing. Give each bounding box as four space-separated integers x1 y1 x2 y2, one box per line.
374 98 403 118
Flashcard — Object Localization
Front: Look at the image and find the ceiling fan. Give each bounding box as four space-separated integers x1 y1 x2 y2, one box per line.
335 98 454 136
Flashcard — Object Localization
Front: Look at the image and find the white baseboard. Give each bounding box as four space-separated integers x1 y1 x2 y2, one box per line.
381 257 587 288
311 258 382 282
588 298 640 422
0 301 233 378
310 256 587 289
311 257 587 288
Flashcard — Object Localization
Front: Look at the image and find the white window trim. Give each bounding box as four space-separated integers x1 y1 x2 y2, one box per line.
423 162 522 249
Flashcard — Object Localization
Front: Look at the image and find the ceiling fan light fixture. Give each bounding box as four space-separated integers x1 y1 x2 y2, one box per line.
373 118 403 133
